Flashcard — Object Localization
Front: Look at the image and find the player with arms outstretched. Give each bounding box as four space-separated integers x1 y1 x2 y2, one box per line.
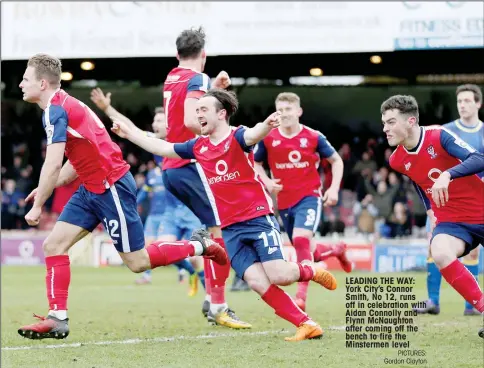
90 91 205 293
415 84 484 316
254 92 350 311
17 54 227 340
111 89 339 341
381 95 484 338
160 27 250 328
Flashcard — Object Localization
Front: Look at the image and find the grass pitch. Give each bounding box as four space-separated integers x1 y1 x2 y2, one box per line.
1 266 483 368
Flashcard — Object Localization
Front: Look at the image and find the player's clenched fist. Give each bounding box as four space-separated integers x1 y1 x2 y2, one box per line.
431 171 451 208
110 118 131 138
213 71 231 89
266 178 283 195
264 111 281 128
25 206 41 226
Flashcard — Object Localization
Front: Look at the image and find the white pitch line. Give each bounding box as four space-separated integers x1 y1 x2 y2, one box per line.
2 330 290 351
3 326 349 352
2 323 463 352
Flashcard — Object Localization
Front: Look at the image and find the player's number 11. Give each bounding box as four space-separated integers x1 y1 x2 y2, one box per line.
258 230 283 248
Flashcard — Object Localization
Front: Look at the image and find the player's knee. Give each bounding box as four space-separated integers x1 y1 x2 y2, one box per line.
430 248 454 268
244 277 263 294
42 238 67 256
266 270 292 286
126 261 149 273
465 249 479 261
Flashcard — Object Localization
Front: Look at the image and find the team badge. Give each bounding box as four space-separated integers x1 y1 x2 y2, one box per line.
427 145 437 159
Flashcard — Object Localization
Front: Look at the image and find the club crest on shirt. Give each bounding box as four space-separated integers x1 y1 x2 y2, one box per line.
272 140 281 147
427 145 437 159
224 141 230 152
404 162 411 171
300 138 308 148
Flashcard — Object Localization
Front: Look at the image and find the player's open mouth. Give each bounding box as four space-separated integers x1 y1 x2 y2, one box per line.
200 121 207 128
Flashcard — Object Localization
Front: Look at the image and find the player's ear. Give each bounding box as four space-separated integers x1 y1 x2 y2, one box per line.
297 107 303 118
175 53 180 61
408 116 417 126
201 50 207 59
40 79 48 91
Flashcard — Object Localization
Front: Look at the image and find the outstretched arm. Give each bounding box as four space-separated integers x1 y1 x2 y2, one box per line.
91 88 146 135
243 112 281 146
111 118 180 158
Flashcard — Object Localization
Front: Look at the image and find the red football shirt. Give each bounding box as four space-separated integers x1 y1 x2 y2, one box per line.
42 89 130 194
254 125 336 210
174 126 274 228
162 67 210 170
390 126 484 224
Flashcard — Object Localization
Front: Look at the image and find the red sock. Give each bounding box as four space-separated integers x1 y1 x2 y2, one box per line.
293 237 312 301
297 263 315 282
296 282 309 301
204 258 212 297
440 259 484 313
262 285 309 326
146 241 195 269
45 255 71 311
210 238 230 304
313 243 335 262
293 237 312 262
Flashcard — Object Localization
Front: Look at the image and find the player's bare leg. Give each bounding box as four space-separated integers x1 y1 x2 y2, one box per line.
292 228 314 311
414 224 441 315
244 261 336 341
134 236 156 285
430 234 484 337
18 221 89 340
203 227 251 329
462 248 481 315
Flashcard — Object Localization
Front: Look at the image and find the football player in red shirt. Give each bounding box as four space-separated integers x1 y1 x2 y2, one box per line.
17 54 227 340
381 94 484 338
254 92 350 311
159 27 250 328
111 89 339 341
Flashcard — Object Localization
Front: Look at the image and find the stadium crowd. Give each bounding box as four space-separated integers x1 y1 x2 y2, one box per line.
0 91 472 240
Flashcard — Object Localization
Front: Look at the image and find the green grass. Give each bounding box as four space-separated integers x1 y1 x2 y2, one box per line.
1 267 483 368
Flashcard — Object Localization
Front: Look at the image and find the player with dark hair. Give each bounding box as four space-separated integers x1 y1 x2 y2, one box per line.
381 94 484 338
414 84 484 316
111 88 339 342
160 27 250 328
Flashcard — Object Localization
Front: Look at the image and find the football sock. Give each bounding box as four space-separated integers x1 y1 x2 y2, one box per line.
440 259 484 313
463 260 480 310
45 255 70 320
427 258 441 306
262 285 309 326
293 237 312 302
146 240 197 268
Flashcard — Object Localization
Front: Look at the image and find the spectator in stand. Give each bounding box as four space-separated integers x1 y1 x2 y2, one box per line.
353 194 378 235
382 202 412 238
352 150 377 177
1 179 26 229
